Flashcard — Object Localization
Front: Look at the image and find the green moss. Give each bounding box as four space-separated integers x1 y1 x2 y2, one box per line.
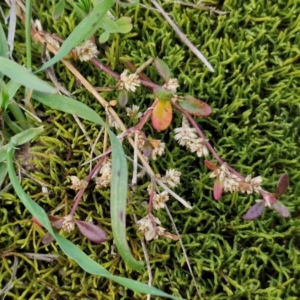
1 0 300 299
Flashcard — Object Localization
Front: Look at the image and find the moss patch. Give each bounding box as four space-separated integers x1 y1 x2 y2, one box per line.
1 0 300 299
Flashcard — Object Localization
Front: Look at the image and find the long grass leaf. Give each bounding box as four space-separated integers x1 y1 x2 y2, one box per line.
0 57 56 93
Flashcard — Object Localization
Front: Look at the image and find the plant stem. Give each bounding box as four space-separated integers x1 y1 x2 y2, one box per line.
69 155 107 216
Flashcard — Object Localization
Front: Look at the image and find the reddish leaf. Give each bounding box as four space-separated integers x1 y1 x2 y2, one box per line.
153 87 173 101
151 100 172 131
275 174 289 197
75 220 107 243
42 232 55 244
243 201 265 220
154 58 171 82
32 217 42 227
178 95 212 117
204 160 218 171
48 215 64 230
117 89 128 107
272 200 290 218
213 178 223 200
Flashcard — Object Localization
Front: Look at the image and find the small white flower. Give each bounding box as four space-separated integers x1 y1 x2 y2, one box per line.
137 215 165 241
209 163 230 181
153 191 169 210
126 105 143 119
150 139 165 160
95 160 112 189
174 116 197 147
161 169 181 188
241 175 262 194
189 138 209 157
223 177 240 193
62 215 75 233
118 70 141 92
163 78 180 93
105 105 120 129
70 176 88 191
75 40 99 61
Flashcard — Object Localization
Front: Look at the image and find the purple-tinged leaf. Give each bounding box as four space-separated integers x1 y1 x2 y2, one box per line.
42 232 55 244
117 90 128 107
48 215 64 230
272 200 290 218
243 201 265 220
204 160 218 171
75 220 107 243
154 58 171 82
275 174 289 197
153 87 173 101
213 179 223 200
143 140 152 157
178 95 212 117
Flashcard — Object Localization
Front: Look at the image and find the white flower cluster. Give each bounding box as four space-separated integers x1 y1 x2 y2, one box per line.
163 78 180 93
95 160 112 189
75 40 99 61
126 105 143 119
174 117 209 157
210 163 262 194
136 215 166 241
62 215 75 233
149 139 165 160
153 191 169 210
161 169 181 188
118 70 141 92
70 176 88 191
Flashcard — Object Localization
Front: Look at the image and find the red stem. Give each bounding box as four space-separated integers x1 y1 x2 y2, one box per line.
69 155 108 216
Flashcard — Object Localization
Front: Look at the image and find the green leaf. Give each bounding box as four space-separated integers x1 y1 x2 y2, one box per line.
52 0 65 20
0 81 10 111
0 162 8 188
115 17 133 34
31 92 143 270
101 15 119 33
154 58 171 82
153 87 173 101
178 95 212 117
0 57 56 93
6 79 21 100
38 0 114 72
0 21 9 81
11 126 44 146
117 89 128 107
99 31 110 44
0 146 8 163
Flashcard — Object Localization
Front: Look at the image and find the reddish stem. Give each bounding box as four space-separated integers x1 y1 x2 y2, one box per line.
69 155 108 216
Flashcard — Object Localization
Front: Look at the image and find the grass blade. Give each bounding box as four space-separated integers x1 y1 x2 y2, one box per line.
38 0 114 72
0 57 56 93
